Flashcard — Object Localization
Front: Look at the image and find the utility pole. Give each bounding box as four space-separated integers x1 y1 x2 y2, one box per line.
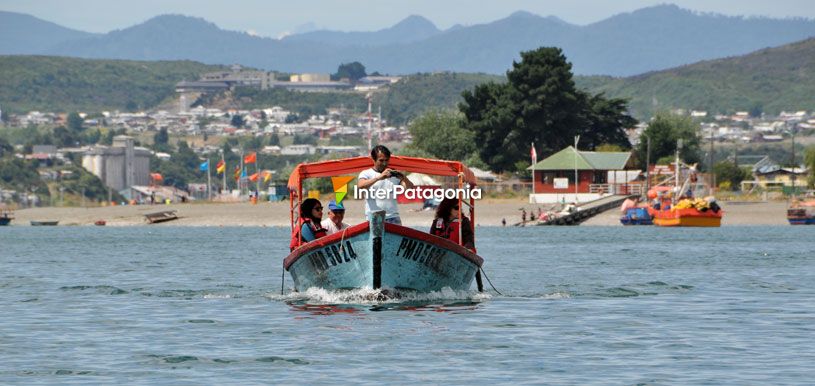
791 123 797 192
574 135 580 202
709 128 715 195
645 135 651 196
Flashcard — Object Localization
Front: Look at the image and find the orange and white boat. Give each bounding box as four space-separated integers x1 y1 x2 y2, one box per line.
647 145 723 227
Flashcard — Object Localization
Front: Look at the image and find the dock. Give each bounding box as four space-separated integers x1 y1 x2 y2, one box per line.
537 195 637 226
144 210 178 224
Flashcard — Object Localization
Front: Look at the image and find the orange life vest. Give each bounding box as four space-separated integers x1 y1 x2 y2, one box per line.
289 218 327 251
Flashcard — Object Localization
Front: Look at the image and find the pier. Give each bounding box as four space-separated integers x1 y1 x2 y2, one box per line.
537 195 637 226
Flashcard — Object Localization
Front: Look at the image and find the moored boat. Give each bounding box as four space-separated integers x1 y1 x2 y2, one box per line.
284 156 484 293
0 208 13 226
30 220 59 226
787 200 815 225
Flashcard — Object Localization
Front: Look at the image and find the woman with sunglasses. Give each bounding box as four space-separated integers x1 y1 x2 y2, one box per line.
430 197 475 252
289 198 327 251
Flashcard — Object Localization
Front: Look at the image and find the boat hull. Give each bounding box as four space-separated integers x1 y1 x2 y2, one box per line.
0 218 10 226
650 208 722 227
284 219 483 292
620 208 652 225
787 208 815 225
30 220 58 226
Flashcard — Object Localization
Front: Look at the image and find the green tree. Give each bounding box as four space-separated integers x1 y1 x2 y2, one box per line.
269 133 281 146
230 114 245 128
333 62 367 81
293 133 317 145
712 161 749 191
805 145 815 188
635 112 701 169
460 47 634 172
153 128 171 153
67 112 84 134
0 137 12 157
407 109 475 161
52 126 78 148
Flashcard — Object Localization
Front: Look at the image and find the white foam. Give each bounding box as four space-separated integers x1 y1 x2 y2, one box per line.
265 286 491 305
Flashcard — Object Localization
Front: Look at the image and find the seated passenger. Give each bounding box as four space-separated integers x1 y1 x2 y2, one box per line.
289 198 327 251
430 197 475 251
321 200 349 235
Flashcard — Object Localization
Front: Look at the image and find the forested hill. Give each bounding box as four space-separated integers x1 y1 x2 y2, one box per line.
3 35 814 121
575 37 815 118
0 56 225 113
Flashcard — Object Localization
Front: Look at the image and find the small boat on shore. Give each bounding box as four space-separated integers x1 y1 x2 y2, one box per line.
0 208 13 226
30 220 59 226
144 210 178 224
284 156 484 293
787 200 815 225
94 219 107 226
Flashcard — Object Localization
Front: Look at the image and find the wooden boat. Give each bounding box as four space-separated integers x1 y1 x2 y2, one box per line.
30 220 59 226
0 209 13 226
144 210 178 224
648 148 723 227
787 200 815 225
620 207 653 225
284 156 484 293
94 219 107 226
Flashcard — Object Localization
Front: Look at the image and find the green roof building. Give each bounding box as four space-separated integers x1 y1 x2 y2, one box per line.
527 146 640 203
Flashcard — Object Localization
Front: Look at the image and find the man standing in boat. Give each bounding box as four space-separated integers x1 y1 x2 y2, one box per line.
357 145 415 225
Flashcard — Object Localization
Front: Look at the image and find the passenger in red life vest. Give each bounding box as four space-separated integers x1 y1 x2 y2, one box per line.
430 197 475 252
290 198 327 251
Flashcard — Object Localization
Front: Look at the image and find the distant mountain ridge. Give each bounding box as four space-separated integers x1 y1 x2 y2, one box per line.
0 11 99 54
3 5 815 76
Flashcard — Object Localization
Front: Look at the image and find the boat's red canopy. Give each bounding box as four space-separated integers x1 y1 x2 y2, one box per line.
287 156 477 190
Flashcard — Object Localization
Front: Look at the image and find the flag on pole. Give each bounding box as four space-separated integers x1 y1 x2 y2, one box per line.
199 160 208 172
233 166 242 181
216 160 225 174
244 152 257 164
249 172 259 182
262 170 272 183
530 143 537 163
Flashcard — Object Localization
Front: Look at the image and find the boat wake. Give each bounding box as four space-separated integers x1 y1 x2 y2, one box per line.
266 287 490 312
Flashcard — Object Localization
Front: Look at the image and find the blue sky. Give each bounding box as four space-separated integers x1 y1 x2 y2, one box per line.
2 0 814 38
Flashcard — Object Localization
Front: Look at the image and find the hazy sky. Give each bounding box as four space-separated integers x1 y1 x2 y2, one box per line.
2 0 814 38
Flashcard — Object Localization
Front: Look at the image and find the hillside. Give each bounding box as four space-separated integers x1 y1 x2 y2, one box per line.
575 37 815 118
0 56 225 112
4 5 815 76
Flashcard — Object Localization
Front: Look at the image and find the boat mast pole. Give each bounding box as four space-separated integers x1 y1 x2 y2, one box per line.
675 139 682 206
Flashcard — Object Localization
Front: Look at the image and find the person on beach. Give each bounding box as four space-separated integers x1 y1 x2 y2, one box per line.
430 197 475 252
321 200 349 235
357 145 415 225
289 198 327 251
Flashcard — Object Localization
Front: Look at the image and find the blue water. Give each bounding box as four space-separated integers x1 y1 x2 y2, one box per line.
1 226 814 384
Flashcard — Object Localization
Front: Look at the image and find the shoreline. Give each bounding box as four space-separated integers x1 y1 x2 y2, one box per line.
6 199 792 227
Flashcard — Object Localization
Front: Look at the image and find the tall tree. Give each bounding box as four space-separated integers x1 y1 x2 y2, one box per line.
407 109 475 161
460 47 634 172
333 62 367 82
635 112 701 167
67 112 84 134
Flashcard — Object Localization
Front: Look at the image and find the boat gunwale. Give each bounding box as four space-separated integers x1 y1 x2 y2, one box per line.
284 222 484 270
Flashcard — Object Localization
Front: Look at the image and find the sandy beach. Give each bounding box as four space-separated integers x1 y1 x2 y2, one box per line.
7 198 792 227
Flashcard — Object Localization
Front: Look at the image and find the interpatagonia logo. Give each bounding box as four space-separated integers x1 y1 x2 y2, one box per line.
331 176 355 205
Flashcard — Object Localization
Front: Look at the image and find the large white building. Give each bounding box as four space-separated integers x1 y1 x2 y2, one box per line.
82 136 151 192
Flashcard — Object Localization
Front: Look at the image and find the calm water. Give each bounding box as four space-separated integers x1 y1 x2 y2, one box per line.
1 225 814 385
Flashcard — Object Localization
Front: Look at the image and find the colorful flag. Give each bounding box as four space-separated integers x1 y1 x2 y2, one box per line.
262 170 272 183
234 166 242 181
249 172 259 182
199 160 208 172
244 152 257 164
216 160 225 174
530 143 537 163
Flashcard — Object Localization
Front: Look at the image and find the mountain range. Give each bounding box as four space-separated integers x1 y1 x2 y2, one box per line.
3 5 815 76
